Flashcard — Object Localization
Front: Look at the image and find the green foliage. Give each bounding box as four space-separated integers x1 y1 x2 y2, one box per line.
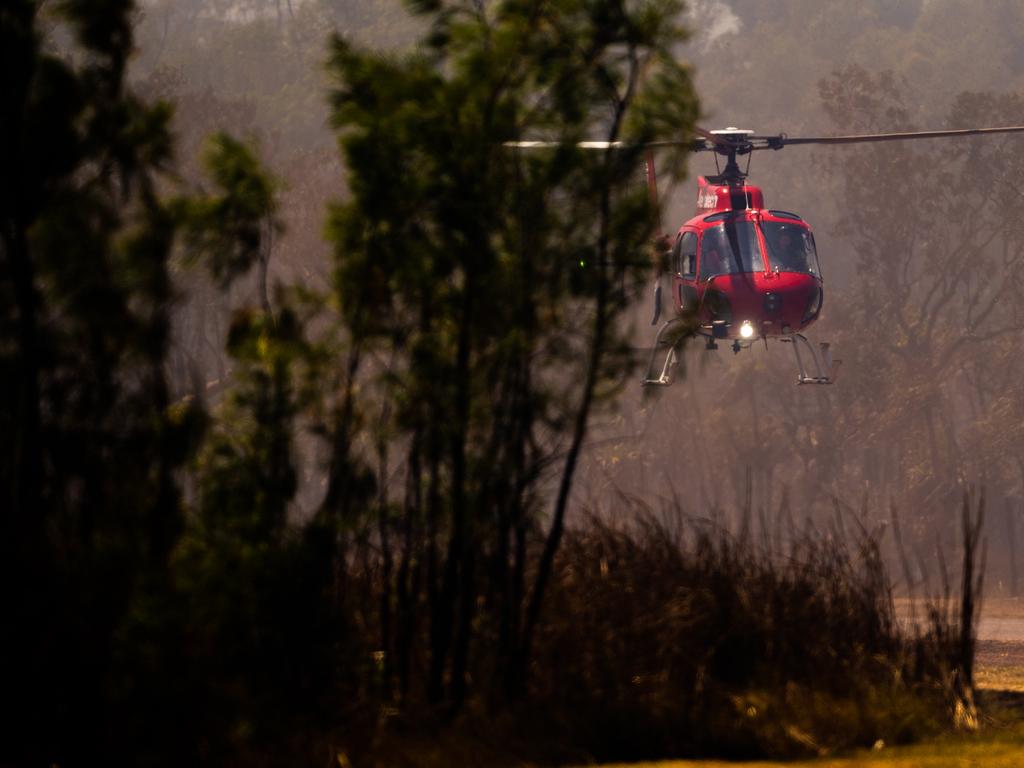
0 4 329 764
175 133 282 287
0 0 189 763
323 0 697 708
325 0 696 483
196 311 299 529
161 305 347 765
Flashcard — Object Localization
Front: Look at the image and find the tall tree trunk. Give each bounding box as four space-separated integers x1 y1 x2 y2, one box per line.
959 492 985 691
518 51 641 681
377 419 394 695
1007 498 1019 597
396 428 422 699
432 273 475 707
4 222 41 538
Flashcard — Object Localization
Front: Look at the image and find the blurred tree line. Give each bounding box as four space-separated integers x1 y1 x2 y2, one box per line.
122 0 1024 590
580 0 1024 597
1 0 697 764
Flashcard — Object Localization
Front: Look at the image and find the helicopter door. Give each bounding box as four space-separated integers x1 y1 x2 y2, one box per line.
673 230 699 312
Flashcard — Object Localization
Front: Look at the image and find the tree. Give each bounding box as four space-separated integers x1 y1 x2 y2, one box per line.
809 68 1024 523
0 5 317 764
2 0 696 759
323 0 697 706
0 1 191 762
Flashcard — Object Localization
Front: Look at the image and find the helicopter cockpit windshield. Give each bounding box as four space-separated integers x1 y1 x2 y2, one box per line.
762 221 820 276
699 220 764 279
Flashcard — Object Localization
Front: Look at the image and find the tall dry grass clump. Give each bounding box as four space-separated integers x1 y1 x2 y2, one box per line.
524 505 970 762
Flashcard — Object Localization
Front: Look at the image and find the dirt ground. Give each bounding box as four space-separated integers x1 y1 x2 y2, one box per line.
974 597 1024 692
892 596 1024 691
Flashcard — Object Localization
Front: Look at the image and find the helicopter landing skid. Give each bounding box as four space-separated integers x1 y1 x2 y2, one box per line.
780 333 840 385
642 318 684 387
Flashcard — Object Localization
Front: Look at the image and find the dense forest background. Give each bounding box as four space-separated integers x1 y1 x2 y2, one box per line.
134 0 1024 592
597 0 1024 598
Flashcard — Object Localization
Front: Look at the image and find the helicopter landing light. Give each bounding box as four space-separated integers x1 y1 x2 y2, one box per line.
740 321 755 339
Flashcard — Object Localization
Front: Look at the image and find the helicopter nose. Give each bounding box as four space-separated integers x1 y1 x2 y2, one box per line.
758 273 821 333
763 291 783 317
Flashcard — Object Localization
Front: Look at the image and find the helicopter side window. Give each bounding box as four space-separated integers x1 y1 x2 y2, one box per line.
680 232 697 277
762 221 820 276
699 220 764 279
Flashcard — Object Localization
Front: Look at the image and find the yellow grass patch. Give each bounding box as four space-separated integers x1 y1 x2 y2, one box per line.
977 666 1024 693
589 739 1024 768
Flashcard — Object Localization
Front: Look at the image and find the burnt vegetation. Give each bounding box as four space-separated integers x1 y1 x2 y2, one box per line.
530 504 973 761
0 0 1020 766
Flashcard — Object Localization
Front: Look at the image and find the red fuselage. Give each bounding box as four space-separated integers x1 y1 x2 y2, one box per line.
668 177 823 341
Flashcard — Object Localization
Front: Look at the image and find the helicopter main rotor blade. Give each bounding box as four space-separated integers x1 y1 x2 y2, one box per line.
503 138 710 150
503 140 627 149
507 125 1024 154
767 125 1024 147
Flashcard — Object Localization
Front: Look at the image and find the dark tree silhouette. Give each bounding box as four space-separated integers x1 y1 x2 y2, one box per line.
322 0 697 709
1 2 187 762
0 5 306 764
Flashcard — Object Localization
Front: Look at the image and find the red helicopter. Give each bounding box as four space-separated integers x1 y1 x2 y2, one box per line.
511 124 1024 387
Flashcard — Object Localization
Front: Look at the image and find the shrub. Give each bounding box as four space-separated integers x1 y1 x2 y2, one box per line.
525 510 958 762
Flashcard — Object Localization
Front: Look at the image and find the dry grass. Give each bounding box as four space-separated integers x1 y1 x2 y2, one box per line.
898 596 1024 693
970 597 1024 620
976 664 1024 693
520 512 967 763
589 744 1024 768
580 694 1024 768
323 500 1019 768
586 726 1024 767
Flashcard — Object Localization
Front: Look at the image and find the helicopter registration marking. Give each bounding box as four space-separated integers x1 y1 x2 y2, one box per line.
698 190 719 209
